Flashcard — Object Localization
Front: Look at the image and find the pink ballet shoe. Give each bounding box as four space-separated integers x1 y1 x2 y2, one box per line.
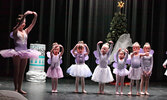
101 91 104 94
136 92 140 96
54 90 58 93
82 90 87 93
145 91 149 95
74 90 78 93
52 90 55 93
120 92 124 95
115 92 120 95
128 92 132 95
140 92 145 95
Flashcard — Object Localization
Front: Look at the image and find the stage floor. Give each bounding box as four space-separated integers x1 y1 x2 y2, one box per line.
0 77 167 100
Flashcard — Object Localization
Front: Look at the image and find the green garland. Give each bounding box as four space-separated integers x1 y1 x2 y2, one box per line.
106 12 128 43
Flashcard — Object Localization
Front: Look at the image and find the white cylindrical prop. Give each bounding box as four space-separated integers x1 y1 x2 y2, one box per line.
26 44 46 82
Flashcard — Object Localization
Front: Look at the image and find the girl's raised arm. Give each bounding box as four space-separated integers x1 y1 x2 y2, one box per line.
25 11 37 34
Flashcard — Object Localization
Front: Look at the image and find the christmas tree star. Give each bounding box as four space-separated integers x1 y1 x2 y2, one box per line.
118 1 124 8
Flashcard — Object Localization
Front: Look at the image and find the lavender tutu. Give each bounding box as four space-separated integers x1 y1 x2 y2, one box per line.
128 67 142 80
46 52 64 78
0 49 40 59
67 63 92 78
91 65 114 83
47 66 63 78
113 68 129 76
0 32 40 59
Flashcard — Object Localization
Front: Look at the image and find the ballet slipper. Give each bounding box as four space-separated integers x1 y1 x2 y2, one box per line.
54 90 58 93
82 90 87 93
120 92 124 95
52 90 55 93
140 92 145 95
136 92 140 96
74 90 78 93
145 91 149 95
128 92 132 95
115 92 119 95
101 91 104 94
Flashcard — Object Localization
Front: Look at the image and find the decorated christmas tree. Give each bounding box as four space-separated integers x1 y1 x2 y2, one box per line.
106 1 128 43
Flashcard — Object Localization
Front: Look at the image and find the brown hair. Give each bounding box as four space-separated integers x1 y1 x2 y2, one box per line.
16 14 25 23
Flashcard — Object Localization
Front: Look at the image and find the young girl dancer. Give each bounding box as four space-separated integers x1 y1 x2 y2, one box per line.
91 41 114 94
46 42 64 93
128 42 147 95
163 52 167 76
67 41 92 93
113 48 129 95
0 11 40 94
140 43 154 95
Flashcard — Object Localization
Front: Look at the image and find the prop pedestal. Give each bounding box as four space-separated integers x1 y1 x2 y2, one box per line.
26 44 46 82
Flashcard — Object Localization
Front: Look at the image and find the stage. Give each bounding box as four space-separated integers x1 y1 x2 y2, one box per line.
0 77 167 100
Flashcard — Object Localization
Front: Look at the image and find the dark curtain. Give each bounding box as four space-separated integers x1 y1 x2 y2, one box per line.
0 0 166 81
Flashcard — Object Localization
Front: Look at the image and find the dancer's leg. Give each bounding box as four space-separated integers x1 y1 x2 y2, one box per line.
145 76 150 95
136 80 140 95
115 75 120 94
52 78 55 92
128 80 134 95
140 75 145 94
18 58 27 94
120 76 125 94
81 77 86 93
13 56 20 92
75 77 79 92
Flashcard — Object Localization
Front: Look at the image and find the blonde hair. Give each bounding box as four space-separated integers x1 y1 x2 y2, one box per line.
143 42 151 48
132 42 140 48
52 42 58 49
102 43 109 48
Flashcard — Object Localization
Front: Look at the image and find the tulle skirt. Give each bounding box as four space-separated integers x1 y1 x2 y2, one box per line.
47 66 64 78
141 67 152 77
0 49 41 59
66 63 92 78
164 70 167 76
128 67 142 80
113 68 129 76
91 65 114 83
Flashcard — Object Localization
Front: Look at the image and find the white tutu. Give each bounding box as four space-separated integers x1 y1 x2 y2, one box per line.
128 67 142 80
164 70 167 76
67 63 92 78
113 68 129 76
0 49 41 59
91 65 114 83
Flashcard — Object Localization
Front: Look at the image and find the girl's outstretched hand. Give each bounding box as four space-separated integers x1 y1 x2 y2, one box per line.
24 10 33 15
59 44 63 48
97 41 103 45
108 40 113 44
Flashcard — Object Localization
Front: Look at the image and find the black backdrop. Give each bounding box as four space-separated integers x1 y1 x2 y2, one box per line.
0 0 167 81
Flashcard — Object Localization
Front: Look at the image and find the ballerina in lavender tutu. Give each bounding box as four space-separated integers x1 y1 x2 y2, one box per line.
91 41 114 94
67 41 92 93
0 11 40 94
140 43 154 95
46 42 64 93
113 48 129 95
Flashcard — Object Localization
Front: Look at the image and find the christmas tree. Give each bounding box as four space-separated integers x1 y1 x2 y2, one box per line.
106 1 128 43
